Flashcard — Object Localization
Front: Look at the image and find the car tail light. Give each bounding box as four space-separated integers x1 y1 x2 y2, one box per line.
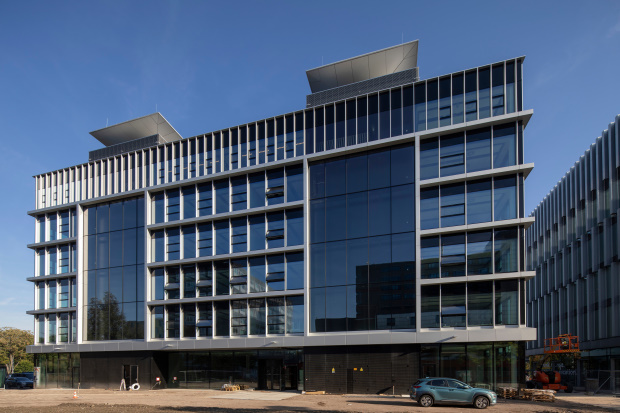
413 386 422 388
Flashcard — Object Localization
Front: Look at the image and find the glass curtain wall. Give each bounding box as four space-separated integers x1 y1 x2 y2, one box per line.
83 197 145 340
309 144 415 332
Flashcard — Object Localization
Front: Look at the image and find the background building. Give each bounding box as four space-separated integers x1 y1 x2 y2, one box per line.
27 41 535 392
526 115 620 391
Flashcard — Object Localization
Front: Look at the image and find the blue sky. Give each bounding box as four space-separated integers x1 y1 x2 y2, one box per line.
1 1 620 331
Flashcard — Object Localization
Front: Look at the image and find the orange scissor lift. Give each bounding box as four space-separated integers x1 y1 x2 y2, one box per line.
527 334 580 392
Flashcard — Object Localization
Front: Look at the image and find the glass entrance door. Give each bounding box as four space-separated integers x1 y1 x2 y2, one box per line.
122 365 138 389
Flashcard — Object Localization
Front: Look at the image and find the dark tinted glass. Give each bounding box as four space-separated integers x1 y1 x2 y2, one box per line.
441 234 465 278
325 240 346 286
325 105 334 150
493 123 516 168
347 192 368 239
368 94 378 141
249 172 265 208
286 252 304 290
390 88 402 137
379 91 390 139
310 199 325 244
420 138 439 180
369 189 390 236
109 202 123 232
325 195 346 241
249 214 265 251
467 179 492 224
466 128 491 172
391 184 414 233
420 188 439 230
309 163 325 199
346 154 368 193
214 179 229 214
468 281 493 326
467 231 493 275
421 285 440 328
440 133 464 176
286 208 303 246
368 149 390 189
286 165 303 202
391 144 414 186
325 158 346 197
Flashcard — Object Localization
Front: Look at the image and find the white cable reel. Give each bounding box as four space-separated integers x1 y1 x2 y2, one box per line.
131 383 140 391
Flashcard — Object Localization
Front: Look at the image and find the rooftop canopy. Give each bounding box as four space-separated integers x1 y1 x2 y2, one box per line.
89 112 182 147
306 40 419 94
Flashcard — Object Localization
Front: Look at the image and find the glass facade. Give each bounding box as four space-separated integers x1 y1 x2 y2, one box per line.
29 53 530 393
83 197 145 340
310 144 416 332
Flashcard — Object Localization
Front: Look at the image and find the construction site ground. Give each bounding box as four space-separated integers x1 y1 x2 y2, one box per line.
1 388 619 412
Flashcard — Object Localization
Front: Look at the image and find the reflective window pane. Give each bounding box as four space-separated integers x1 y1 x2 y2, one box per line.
440 133 464 176
441 184 465 227
494 176 517 221
467 231 493 275
495 227 518 273
421 237 440 279
441 234 465 278
441 283 466 327
495 279 518 325
466 128 491 172
467 179 492 224
468 281 493 326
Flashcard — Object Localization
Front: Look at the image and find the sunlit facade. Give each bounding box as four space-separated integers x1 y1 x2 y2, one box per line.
27 41 535 392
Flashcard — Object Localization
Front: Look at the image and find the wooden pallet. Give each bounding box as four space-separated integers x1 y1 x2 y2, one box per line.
222 384 240 391
497 387 519 399
521 388 556 402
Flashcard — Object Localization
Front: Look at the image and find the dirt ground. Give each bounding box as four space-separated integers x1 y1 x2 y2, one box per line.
0 388 619 413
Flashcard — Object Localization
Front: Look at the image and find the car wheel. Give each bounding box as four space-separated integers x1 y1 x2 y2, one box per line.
474 396 489 409
418 394 434 407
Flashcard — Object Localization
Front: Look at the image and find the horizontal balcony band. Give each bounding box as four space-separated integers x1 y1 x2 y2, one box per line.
147 290 303 306
27 307 77 315
419 271 536 285
27 272 77 283
147 245 304 268
420 217 535 237
147 200 304 231
419 163 534 189
27 237 77 250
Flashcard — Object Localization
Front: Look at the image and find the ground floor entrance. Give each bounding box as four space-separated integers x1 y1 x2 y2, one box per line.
33 341 525 393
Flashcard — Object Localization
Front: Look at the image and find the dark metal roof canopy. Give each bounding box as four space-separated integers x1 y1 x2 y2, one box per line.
306 40 419 94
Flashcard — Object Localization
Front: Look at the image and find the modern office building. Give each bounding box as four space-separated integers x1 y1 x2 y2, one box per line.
526 115 620 389
27 41 535 392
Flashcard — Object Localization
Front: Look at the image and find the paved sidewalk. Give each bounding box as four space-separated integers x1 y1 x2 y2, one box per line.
555 393 620 411
1 388 619 412
211 390 300 400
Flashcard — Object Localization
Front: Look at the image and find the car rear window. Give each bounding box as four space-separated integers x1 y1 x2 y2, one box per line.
430 379 446 386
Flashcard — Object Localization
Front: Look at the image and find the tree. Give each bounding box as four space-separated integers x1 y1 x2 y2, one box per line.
0 327 34 374
15 359 34 373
